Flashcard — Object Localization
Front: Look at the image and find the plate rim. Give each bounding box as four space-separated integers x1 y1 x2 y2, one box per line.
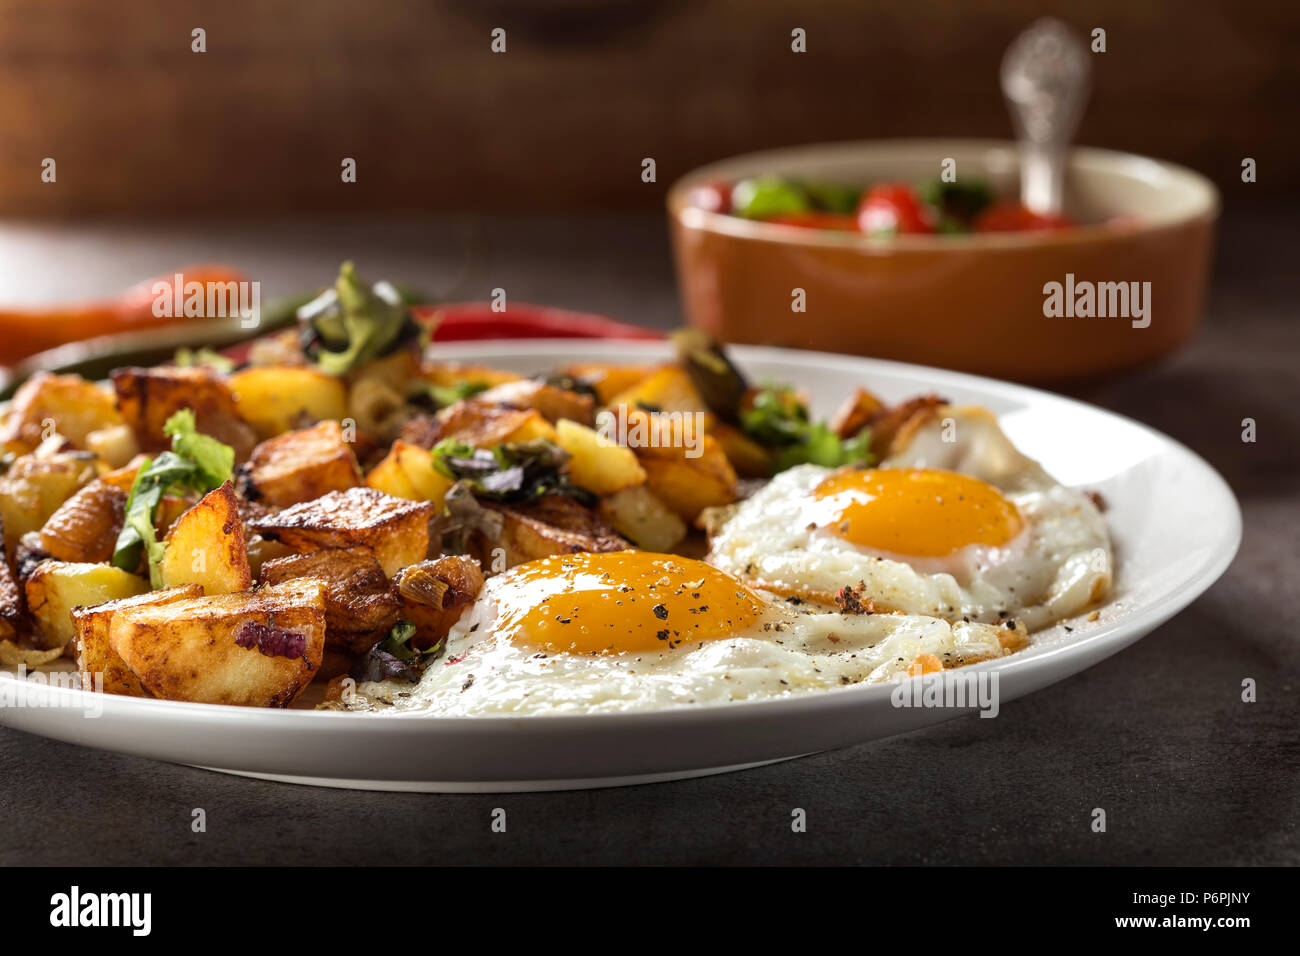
0 340 1242 734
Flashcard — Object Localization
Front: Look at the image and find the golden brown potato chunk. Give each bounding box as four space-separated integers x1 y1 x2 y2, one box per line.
249 487 434 577
618 410 738 522
557 363 657 405
260 547 400 644
0 372 123 450
0 452 98 554
111 366 257 461
467 494 629 572
227 366 347 440
158 481 252 596
109 578 327 707
473 380 596 427
236 420 362 508
39 480 127 564
72 584 203 698
434 402 556 449
25 561 149 650
828 386 886 440
865 394 947 459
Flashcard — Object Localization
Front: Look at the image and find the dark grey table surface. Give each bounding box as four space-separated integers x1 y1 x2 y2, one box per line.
1 199 1296 866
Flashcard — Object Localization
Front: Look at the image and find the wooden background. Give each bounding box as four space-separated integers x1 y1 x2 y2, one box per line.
0 0 1295 217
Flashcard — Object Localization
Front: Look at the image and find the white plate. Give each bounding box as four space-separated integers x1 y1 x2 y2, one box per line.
0 341 1241 791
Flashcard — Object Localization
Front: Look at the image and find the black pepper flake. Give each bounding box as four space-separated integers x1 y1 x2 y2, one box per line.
656 629 670 642
835 580 875 615
652 603 668 620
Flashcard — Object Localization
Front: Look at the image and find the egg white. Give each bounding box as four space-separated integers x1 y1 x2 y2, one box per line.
705 406 1112 631
347 569 1019 715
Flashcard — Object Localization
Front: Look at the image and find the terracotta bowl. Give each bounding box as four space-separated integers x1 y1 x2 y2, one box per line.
668 139 1219 383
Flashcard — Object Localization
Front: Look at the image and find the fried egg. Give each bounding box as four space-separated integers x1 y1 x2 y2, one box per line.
706 406 1112 630
350 550 1021 715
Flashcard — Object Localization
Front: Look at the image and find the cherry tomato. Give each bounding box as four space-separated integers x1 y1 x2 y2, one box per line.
855 183 936 236
686 181 731 214
973 202 1075 233
764 212 859 231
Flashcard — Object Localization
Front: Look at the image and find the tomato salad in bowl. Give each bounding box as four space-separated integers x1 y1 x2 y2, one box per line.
686 175 1077 237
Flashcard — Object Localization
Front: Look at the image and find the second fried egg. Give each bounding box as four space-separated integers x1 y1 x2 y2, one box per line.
706 406 1112 630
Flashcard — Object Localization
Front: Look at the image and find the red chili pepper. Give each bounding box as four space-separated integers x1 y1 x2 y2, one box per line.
413 303 663 341
855 183 936 236
973 201 1075 233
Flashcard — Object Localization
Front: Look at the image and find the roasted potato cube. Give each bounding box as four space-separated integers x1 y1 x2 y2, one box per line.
364 447 419 500
640 456 737 523
249 487 434 577
99 455 148 493
25 560 149 650
0 452 98 554
468 494 629 571
349 350 419 390
38 480 127 564
111 366 257 461
0 372 123 449
435 402 558 448
392 556 485 648
260 547 399 642
421 362 522 391
236 420 362 507
828 386 886 440
228 366 349 440
474 380 595 427
708 422 773 479
109 578 327 707
84 423 140 468
620 410 737 521
158 481 251 595
598 485 686 553
559 363 657 405
606 365 710 419
366 440 453 509
866 394 947 458
72 585 203 697
555 418 646 495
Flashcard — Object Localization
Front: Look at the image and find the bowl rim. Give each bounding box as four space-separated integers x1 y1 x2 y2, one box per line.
667 138 1221 252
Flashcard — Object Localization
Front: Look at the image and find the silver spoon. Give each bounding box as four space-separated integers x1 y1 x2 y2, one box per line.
1000 18 1091 216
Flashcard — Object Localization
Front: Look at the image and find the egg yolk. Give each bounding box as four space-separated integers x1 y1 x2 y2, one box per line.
492 551 768 655
814 468 1024 557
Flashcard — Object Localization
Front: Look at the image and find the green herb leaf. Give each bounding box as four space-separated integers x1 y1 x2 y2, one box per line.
110 413 236 583
424 380 489 409
163 409 233 488
742 385 875 472
173 346 236 373
300 261 414 376
919 179 993 229
431 438 593 505
353 620 444 683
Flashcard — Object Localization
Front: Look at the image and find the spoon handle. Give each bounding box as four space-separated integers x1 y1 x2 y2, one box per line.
1000 18 1091 216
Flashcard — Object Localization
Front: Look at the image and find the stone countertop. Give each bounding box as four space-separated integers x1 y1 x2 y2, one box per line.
1 200 1296 865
